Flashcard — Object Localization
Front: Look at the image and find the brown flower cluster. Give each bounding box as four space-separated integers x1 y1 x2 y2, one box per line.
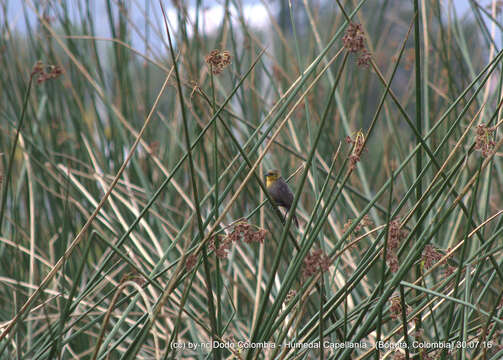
357 49 372 68
230 221 268 244
32 60 64 84
185 253 198 271
209 234 232 259
475 123 497 158
343 214 374 238
209 220 267 259
204 49 232 75
389 296 401 319
389 294 412 320
346 131 367 170
386 218 408 273
386 254 399 273
343 23 364 52
387 218 407 252
284 289 297 305
421 244 443 269
421 245 456 275
443 265 456 277
342 23 371 67
245 228 268 244
302 249 331 278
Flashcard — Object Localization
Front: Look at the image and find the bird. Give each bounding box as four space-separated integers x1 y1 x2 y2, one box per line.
265 169 299 227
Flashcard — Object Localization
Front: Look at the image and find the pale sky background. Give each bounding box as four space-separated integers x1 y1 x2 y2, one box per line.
1 1 497 55
2 1 273 52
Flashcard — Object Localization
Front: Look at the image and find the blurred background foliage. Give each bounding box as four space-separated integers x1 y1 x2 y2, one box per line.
0 0 502 359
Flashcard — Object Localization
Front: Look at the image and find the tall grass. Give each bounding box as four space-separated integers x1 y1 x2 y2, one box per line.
1 0 502 359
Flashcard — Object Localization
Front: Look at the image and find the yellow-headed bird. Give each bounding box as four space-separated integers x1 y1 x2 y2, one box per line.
265 169 299 227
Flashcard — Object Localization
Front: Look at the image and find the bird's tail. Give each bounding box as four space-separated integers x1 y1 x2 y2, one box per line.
285 208 299 228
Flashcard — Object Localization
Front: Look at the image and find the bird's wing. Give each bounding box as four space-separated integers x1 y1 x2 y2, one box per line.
278 181 294 208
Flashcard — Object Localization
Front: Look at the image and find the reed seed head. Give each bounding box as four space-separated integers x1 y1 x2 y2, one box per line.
302 249 331 278
343 23 365 53
474 123 497 158
205 49 232 75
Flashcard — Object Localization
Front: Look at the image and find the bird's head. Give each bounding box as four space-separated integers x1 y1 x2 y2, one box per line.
265 169 280 187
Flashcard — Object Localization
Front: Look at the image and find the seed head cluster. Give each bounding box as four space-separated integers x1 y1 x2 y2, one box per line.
474 123 497 157
342 23 371 67
205 49 232 75
389 295 412 320
185 253 198 271
32 60 64 84
209 220 267 260
302 249 331 278
443 265 456 277
357 49 372 68
209 236 231 259
386 218 408 273
343 214 374 238
343 23 365 52
421 245 456 275
389 296 402 320
346 131 367 170
421 244 443 269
